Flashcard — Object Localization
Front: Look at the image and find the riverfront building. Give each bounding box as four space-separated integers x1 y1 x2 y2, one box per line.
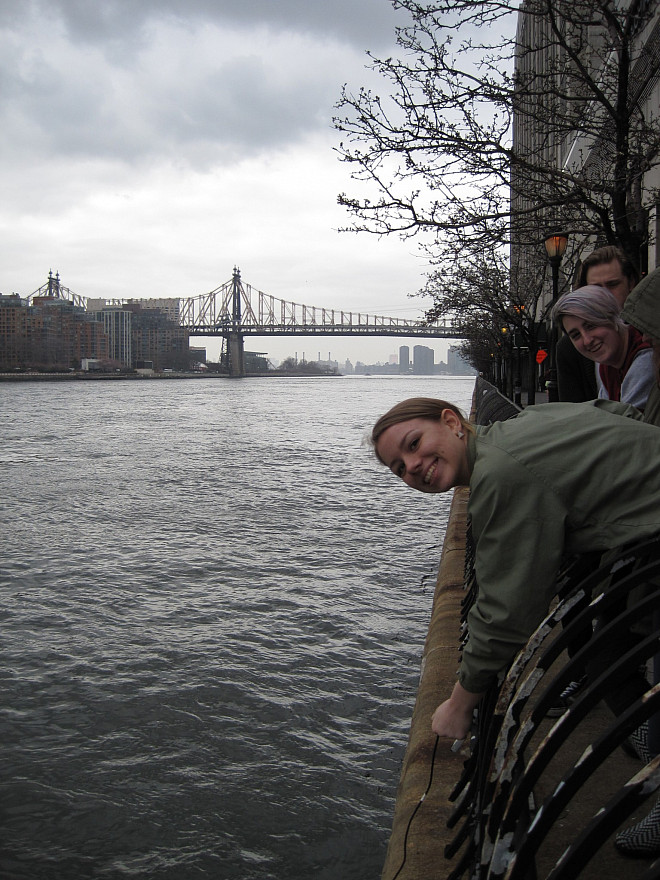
0 295 28 369
0 294 109 370
91 306 132 367
511 1 660 298
86 298 189 371
0 285 192 372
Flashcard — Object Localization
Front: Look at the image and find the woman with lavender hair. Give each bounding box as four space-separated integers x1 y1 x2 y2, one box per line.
551 284 655 409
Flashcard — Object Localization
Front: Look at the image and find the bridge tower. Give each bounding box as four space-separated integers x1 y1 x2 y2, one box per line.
227 266 245 377
47 269 61 297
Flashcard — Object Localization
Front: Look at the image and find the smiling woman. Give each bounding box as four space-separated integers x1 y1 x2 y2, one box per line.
552 285 655 409
371 398 472 492
371 396 660 744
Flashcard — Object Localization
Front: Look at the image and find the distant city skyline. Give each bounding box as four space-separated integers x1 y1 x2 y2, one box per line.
193 335 454 367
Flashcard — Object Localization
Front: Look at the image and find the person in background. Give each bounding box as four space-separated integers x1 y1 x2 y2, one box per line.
557 246 639 402
369 397 660 743
552 285 655 410
622 266 660 426
550 285 654 724
612 265 660 857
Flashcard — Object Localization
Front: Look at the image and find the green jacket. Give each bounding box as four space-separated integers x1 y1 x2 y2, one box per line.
460 399 660 693
621 267 660 428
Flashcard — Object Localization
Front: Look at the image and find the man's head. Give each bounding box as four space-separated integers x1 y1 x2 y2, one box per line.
576 246 639 307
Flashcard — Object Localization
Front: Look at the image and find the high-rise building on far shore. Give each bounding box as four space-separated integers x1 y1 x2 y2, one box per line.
413 344 434 375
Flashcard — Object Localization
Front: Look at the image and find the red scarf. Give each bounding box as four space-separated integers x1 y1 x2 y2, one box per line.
599 326 651 401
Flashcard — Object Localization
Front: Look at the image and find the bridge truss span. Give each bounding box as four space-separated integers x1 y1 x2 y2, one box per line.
25 266 462 376
178 268 457 339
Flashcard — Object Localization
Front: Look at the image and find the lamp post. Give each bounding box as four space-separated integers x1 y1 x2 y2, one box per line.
500 326 508 393
513 327 522 407
544 232 569 403
512 304 525 407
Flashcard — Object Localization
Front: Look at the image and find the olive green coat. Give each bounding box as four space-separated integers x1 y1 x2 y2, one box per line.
460 400 660 693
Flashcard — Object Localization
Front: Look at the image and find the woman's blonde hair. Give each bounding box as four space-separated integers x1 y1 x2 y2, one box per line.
370 397 473 464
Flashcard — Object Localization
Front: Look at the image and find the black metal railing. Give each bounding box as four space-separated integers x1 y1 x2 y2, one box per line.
448 379 660 879
446 538 660 879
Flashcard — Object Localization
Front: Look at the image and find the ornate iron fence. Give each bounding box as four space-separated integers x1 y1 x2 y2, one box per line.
449 380 660 879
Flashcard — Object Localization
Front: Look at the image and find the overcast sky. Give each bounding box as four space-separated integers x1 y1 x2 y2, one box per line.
0 0 455 364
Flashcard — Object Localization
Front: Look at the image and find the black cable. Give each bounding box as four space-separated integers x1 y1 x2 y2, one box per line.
390 734 441 880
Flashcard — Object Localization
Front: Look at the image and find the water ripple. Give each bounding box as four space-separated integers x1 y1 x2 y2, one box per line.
0 376 474 880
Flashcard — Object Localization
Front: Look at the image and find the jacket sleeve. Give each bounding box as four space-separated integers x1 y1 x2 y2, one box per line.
459 451 569 693
591 398 645 420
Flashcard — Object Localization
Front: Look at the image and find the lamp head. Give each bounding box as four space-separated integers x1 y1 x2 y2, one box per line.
544 232 569 262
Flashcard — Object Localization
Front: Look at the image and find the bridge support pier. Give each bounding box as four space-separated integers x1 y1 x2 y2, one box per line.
227 333 245 377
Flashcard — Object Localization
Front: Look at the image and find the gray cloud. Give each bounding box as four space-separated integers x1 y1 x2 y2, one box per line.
0 0 400 51
0 0 397 167
0 0 428 338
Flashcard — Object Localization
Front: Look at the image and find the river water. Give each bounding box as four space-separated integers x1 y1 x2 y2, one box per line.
0 374 475 880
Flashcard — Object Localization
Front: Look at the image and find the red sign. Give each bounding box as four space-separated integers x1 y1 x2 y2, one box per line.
536 349 548 364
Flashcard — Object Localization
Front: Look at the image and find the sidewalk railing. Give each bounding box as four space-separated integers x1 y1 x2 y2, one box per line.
449 537 660 879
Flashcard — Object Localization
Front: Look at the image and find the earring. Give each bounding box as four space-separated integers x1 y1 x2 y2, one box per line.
458 431 465 439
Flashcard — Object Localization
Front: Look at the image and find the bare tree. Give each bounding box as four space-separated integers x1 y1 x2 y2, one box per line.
335 0 660 273
421 240 549 402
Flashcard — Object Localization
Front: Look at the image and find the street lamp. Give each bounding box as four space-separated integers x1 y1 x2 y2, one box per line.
495 325 508 392
544 231 569 402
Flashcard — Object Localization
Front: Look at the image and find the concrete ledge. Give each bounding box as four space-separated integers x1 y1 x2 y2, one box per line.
381 487 470 880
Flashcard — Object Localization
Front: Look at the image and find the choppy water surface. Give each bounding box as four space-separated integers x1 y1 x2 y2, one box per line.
0 375 474 880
